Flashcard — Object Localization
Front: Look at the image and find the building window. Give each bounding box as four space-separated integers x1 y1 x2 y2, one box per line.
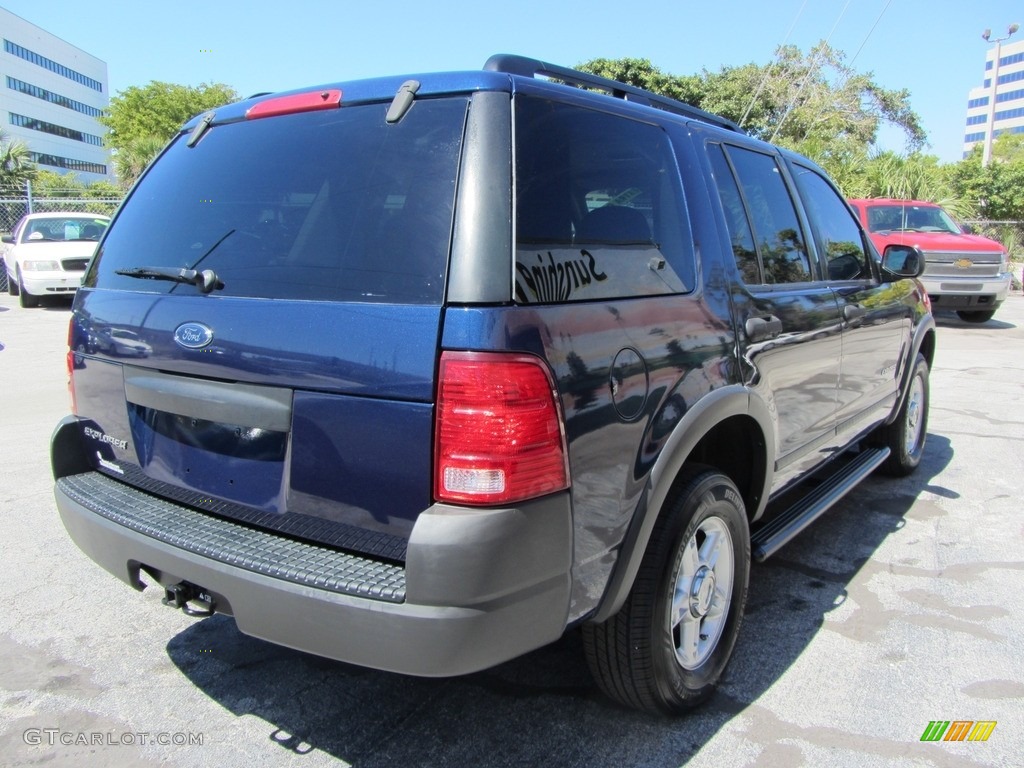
968 96 989 109
966 115 987 126
998 70 1024 86
6 77 103 117
994 106 1024 121
964 131 986 143
29 151 106 175
3 39 103 92
9 112 104 145
999 51 1024 67
993 126 1024 140
996 88 1024 104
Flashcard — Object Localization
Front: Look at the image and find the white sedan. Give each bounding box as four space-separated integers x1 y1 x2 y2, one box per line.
3 212 110 307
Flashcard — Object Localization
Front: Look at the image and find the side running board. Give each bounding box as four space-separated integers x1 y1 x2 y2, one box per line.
751 447 891 562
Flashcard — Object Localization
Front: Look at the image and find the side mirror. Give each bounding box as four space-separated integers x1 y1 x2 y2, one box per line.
961 223 975 235
1 234 13 244
882 244 924 279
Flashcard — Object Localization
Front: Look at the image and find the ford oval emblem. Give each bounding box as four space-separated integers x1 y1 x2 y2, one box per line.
174 322 214 349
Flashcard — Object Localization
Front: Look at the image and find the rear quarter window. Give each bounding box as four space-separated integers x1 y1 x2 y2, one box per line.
88 98 468 304
513 96 694 303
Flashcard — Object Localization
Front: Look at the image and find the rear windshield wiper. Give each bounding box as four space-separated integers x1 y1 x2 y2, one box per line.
115 266 224 293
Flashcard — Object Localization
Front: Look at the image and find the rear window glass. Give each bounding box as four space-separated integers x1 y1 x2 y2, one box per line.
513 96 694 303
88 98 468 304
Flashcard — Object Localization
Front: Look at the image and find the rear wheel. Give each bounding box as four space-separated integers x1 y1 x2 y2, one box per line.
874 353 929 476
956 309 995 323
583 468 750 714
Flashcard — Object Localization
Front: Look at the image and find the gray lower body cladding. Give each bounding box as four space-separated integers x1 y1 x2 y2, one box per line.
54 471 574 676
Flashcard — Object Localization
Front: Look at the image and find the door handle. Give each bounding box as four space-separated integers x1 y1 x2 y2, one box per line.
843 304 866 322
745 315 783 342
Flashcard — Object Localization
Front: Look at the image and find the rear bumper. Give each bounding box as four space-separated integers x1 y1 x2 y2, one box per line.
54 453 573 678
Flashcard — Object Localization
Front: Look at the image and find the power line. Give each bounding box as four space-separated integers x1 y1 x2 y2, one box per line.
849 0 894 67
769 0 854 143
739 0 810 128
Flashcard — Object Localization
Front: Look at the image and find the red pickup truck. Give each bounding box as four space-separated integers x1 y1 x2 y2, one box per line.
848 198 1011 323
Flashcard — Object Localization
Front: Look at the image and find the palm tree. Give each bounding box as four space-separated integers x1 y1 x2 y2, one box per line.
113 135 167 189
0 129 36 191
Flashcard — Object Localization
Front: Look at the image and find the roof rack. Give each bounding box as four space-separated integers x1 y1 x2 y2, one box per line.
483 54 743 134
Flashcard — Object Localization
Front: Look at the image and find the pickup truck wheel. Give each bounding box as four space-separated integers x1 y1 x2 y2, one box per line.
956 310 995 323
582 468 750 714
875 353 929 476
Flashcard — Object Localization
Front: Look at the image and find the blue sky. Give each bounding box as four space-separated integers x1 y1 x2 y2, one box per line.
3 0 1021 163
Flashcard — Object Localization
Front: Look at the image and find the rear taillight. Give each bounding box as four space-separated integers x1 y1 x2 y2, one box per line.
435 351 569 505
65 319 77 415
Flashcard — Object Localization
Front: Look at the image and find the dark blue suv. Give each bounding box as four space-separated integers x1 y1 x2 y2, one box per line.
51 55 935 714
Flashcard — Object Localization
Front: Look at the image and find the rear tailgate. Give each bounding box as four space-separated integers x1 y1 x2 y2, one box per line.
68 91 470 558
71 295 439 559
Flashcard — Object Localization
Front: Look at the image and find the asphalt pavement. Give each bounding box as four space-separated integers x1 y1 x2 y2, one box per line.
1 290 1022 768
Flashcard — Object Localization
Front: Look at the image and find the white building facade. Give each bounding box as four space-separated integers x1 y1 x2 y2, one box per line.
963 37 1024 159
0 8 110 182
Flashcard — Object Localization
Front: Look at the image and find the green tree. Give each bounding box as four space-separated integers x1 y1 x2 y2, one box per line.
0 129 36 189
835 151 967 213
100 81 238 187
571 57 700 104
578 44 925 160
112 135 169 189
947 145 1024 221
100 81 238 150
28 169 121 214
31 169 84 197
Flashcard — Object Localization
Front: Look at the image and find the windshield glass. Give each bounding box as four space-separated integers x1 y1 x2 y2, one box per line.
88 98 468 303
22 216 108 242
866 204 960 234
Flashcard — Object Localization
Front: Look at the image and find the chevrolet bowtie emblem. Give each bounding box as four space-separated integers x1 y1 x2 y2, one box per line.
953 258 974 269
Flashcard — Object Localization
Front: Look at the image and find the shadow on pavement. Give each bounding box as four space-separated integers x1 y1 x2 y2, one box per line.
933 313 1016 330
165 434 954 768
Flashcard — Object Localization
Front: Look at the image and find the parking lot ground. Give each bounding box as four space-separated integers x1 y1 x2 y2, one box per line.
1 291 1022 767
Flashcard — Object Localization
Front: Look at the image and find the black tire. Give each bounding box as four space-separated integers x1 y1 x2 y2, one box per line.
17 271 38 308
874 353 929 476
6 265 18 296
582 467 750 714
956 310 995 324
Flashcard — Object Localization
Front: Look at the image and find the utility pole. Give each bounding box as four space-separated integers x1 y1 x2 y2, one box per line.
981 23 1020 166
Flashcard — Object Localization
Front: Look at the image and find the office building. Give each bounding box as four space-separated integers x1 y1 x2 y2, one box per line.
963 36 1024 159
0 7 110 181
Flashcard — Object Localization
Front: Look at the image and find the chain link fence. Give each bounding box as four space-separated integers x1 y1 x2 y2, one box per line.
963 221 1024 289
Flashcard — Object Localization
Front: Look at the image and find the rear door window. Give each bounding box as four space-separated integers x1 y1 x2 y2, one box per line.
513 96 694 303
710 143 812 284
89 98 468 304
